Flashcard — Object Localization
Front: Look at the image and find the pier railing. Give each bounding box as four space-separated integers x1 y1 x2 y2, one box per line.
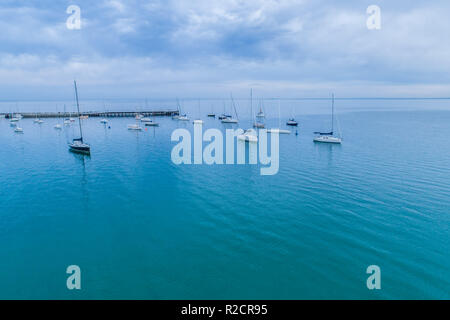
0 110 179 119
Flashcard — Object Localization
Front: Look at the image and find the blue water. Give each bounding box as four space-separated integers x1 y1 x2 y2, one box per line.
0 100 449 299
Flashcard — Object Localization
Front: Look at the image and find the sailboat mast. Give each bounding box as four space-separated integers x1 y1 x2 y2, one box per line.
331 93 334 133
250 89 253 122
74 80 83 142
230 93 238 120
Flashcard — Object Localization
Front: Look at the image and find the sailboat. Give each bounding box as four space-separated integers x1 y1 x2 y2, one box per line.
193 100 203 124
141 99 159 126
221 94 239 123
54 106 63 129
268 100 291 134
207 104 215 118
238 128 258 143
251 91 265 128
69 81 91 154
313 93 342 144
14 126 24 133
256 99 265 118
63 104 71 125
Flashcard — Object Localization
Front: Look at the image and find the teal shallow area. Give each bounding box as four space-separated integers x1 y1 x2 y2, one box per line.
0 105 449 299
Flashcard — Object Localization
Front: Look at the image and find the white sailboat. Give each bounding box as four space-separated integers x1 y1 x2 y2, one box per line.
313 93 342 144
256 99 265 118
193 100 204 124
221 94 239 123
238 128 258 143
251 90 265 128
268 100 291 134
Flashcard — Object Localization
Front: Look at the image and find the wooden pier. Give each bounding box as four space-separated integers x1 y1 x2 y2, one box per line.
1 110 179 119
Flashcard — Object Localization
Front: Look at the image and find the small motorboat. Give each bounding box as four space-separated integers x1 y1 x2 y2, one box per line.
100 118 108 124
10 118 19 122
145 121 159 127
54 124 62 129
64 119 71 125
207 113 215 118
286 118 298 126
14 127 24 133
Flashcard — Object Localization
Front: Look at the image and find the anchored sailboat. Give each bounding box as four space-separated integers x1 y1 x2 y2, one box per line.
221 94 239 123
313 93 342 144
268 100 291 134
69 81 91 154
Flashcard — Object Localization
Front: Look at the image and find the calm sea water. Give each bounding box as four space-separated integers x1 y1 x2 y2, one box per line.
0 99 449 299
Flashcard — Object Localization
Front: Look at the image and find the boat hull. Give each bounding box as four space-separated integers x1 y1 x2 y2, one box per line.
69 145 91 154
313 136 342 144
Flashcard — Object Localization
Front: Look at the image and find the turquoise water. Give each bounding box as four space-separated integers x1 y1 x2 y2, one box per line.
0 102 449 299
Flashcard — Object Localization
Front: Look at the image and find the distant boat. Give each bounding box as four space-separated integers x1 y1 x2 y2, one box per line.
54 124 62 130
256 99 265 118
100 118 108 124
221 94 239 123
10 117 19 122
128 124 142 131
238 129 258 143
69 80 91 154
313 94 342 144
144 121 159 127
14 127 23 133
250 89 264 128
286 118 298 126
135 114 144 120
172 99 182 120
207 113 215 117
79 115 89 120
63 105 71 125
268 100 290 134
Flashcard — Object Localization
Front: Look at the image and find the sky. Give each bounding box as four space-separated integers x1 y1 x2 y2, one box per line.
0 0 449 100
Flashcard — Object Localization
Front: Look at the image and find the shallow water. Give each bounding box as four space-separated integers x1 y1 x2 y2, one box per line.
0 102 449 299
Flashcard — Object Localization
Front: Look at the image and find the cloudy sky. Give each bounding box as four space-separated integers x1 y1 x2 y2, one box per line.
0 0 449 99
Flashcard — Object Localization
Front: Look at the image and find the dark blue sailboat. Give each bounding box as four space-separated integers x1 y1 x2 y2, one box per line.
69 80 91 154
